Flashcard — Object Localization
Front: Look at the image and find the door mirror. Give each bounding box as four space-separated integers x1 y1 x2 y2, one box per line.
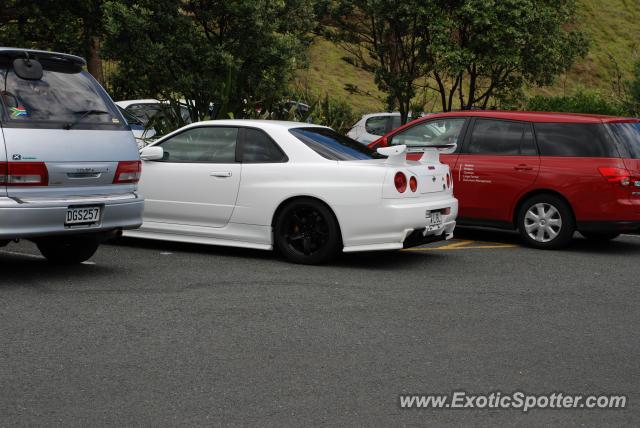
140 145 164 161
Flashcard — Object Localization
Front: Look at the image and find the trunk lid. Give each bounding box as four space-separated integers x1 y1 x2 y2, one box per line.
2 128 138 198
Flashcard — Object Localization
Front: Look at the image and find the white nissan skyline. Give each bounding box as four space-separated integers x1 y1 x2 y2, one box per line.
128 120 458 264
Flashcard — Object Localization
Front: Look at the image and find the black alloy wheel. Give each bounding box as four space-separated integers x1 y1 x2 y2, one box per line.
274 199 341 264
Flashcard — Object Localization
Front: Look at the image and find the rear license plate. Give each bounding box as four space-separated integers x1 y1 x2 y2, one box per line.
65 206 101 225
427 211 442 231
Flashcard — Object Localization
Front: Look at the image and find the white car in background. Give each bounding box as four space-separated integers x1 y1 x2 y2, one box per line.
128 120 458 264
115 99 192 127
348 112 413 145
117 106 156 148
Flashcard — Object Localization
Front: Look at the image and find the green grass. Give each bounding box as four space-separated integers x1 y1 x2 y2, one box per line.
297 0 640 114
295 38 385 115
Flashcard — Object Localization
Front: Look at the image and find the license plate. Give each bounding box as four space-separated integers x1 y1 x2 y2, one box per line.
65 206 101 225
427 211 442 230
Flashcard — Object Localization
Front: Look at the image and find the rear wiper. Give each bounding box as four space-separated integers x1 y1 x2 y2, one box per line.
63 110 110 130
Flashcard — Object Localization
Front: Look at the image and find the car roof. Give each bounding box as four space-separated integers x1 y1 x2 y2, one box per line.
187 119 327 130
418 110 640 124
363 112 401 118
0 47 85 66
115 99 161 108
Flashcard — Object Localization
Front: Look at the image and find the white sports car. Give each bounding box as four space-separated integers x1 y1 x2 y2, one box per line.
128 120 458 264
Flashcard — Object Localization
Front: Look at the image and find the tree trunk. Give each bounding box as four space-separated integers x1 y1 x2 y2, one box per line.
86 36 104 85
398 94 409 125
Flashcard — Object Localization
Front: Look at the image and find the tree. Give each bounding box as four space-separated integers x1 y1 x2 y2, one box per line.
326 0 588 121
325 0 432 124
102 0 315 121
424 0 588 111
0 0 107 83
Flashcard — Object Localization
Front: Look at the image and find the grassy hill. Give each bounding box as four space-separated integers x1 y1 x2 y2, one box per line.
295 0 640 115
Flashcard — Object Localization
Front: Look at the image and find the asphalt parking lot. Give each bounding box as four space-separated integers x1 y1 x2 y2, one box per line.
1 229 639 426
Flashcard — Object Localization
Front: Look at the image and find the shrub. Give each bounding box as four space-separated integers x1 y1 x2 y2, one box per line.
525 91 627 116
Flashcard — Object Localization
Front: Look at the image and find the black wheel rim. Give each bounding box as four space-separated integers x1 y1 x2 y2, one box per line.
283 206 330 256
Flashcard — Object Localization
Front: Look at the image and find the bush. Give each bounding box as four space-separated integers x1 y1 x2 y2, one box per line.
525 91 627 116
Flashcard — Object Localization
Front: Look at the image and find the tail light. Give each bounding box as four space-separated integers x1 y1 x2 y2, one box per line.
598 167 639 187
113 160 141 184
441 207 452 215
409 176 418 192
4 162 49 186
394 172 407 193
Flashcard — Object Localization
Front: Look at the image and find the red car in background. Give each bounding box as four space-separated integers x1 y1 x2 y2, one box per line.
370 111 640 249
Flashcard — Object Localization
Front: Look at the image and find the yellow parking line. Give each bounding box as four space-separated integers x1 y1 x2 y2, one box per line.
403 239 517 251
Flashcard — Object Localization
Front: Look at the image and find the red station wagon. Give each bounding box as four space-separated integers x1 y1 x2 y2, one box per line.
370 111 640 249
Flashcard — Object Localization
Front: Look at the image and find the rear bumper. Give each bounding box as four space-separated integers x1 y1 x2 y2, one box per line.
0 192 144 240
402 227 450 249
340 195 458 252
577 221 640 233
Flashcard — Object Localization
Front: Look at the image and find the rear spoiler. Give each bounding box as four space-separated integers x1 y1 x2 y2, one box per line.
0 48 86 66
377 144 456 165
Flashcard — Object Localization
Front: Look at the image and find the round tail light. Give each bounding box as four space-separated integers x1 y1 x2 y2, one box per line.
394 172 407 193
409 176 418 192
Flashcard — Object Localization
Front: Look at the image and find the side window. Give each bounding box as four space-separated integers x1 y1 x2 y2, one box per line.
392 118 466 147
365 116 388 136
534 123 618 157
241 128 287 163
179 105 192 123
158 127 238 163
390 115 402 131
465 119 532 156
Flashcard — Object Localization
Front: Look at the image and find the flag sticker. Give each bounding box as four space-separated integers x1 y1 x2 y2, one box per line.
10 107 28 118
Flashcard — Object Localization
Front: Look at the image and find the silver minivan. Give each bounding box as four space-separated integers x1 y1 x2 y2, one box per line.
0 48 144 264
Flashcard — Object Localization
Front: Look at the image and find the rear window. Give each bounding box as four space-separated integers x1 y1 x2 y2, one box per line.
607 122 640 159
533 123 618 158
290 127 384 160
0 59 123 130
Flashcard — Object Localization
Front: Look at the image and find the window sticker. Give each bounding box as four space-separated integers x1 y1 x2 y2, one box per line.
10 106 28 118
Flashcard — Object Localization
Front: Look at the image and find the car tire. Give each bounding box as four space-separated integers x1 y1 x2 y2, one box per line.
517 194 575 250
274 199 341 265
580 231 620 242
36 236 100 265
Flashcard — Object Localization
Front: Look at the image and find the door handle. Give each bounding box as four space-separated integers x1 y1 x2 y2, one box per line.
514 164 533 171
210 171 232 178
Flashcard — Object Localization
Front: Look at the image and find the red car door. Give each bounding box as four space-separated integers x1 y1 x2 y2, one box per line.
452 118 540 224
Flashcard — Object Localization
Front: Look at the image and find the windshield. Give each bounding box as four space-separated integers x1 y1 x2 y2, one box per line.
0 60 123 129
607 122 640 159
290 127 384 160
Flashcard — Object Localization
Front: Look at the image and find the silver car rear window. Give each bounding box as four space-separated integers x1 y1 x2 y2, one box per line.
0 60 123 130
